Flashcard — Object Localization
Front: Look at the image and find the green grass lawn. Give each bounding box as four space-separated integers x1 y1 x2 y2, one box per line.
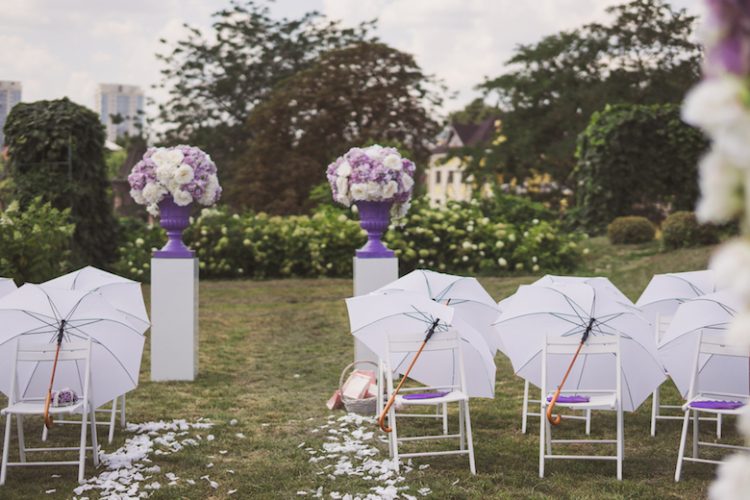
0 238 732 499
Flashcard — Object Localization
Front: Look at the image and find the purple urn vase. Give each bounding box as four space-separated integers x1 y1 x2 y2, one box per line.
153 196 195 258
355 200 395 258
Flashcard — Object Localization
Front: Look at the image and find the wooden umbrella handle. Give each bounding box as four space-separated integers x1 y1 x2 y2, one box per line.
43 342 63 430
546 340 585 426
378 340 429 433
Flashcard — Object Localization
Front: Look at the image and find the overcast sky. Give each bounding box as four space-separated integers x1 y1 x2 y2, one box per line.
0 0 700 118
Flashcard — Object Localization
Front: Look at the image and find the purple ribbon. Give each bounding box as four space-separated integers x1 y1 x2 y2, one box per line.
547 395 590 403
689 400 744 410
402 391 449 400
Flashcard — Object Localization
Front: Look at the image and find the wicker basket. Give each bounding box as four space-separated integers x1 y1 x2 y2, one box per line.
339 360 378 416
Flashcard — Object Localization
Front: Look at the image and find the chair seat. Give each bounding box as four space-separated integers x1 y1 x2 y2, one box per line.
544 393 617 410
2 401 84 416
395 390 468 406
684 396 748 415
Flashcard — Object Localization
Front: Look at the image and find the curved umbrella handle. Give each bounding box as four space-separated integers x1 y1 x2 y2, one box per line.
43 333 64 430
378 339 429 433
546 340 585 426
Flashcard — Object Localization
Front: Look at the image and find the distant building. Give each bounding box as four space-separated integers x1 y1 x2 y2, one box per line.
0 81 22 146
95 83 144 143
426 117 498 206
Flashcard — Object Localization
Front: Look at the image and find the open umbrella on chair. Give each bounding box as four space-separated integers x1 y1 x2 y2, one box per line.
0 284 145 413
636 270 717 323
373 270 502 354
492 282 665 413
345 292 496 399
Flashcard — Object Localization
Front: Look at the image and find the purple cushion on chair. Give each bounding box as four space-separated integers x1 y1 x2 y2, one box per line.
547 395 590 403
402 391 449 400
689 400 744 410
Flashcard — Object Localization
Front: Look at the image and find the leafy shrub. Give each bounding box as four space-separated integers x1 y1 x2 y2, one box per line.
574 103 707 233
662 211 719 249
607 216 655 244
479 191 557 228
112 198 584 281
0 198 75 283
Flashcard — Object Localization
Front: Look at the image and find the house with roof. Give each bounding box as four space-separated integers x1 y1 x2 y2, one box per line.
426 117 498 206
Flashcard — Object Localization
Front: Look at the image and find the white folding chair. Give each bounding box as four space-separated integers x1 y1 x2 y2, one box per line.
1 339 99 485
383 331 476 474
42 394 127 444
674 335 750 482
522 379 591 435
650 314 721 437
539 333 624 480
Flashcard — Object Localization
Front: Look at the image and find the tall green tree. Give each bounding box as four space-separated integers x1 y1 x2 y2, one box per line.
230 42 442 214
3 98 118 266
468 0 700 182
155 0 374 173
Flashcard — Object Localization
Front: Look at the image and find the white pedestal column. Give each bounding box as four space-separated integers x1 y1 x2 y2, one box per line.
150 258 199 381
353 257 398 363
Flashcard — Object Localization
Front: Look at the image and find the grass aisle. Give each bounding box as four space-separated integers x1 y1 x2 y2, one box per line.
0 239 730 498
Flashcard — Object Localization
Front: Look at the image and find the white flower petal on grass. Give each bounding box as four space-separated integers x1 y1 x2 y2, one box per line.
709 453 750 500
710 239 750 302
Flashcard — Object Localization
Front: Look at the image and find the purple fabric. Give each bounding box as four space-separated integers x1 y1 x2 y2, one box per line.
547 395 590 403
689 400 745 410
402 391 449 400
355 200 395 258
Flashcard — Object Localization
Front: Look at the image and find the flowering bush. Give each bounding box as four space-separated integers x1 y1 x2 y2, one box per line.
128 145 222 216
112 198 584 281
326 145 416 218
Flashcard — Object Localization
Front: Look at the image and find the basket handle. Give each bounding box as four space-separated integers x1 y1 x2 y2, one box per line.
339 360 379 395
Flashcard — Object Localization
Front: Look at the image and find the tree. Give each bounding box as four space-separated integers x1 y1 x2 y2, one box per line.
229 42 442 214
154 0 374 170
468 0 701 182
3 98 118 266
572 103 706 233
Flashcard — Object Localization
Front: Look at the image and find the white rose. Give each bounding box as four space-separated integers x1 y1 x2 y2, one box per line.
708 453 750 500
710 239 750 302
130 189 146 205
728 310 750 349
365 181 381 200
151 148 184 169
383 154 402 170
401 174 414 191
173 189 194 207
395 201 411 218
147 203 160 217
738 406 750 438
382 180 398 199
335 193 352 207
336 161 352 177
365 145 385 160
683 77 749 134
335 176 349 197
350 183 367 200
142 182 167 205
696 151 746 223
156 164 177 184
174 164 195 185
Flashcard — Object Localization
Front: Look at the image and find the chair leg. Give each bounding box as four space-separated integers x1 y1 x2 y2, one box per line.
675 411 690 482
41 420 49 442
442 403 448 435
585 409 592 435
463 401 476 475
458 402 466 451
616 405 624 481
650 389 659 437
716 414 722 439
1 413 12 485
120 393 126 428
545 417 552 455
108 397 117 444
90 407 99 467
522 380 529 434
538 403 545 478
692 411 699 459
15 415 25 463
389 407 400 474
78 406 89 484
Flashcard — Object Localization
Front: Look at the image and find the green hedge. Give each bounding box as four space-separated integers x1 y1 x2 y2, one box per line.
112 198 584 280
607 216 655 244
662 211 719 249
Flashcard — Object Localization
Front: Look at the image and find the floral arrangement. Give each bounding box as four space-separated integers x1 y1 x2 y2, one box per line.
682 2 750 498
51 388 78 407
326 145 416 217
128 145 222 216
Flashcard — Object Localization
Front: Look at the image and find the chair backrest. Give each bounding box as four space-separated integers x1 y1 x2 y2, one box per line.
385 329 466 394
9 339 92 406
654 313 673 344
541 333 622 401
687 332 750 400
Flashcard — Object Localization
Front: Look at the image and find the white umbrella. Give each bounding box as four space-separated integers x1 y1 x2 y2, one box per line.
373 269 502 354
493 282 665 411
533 275 634 306
0 278 16 299
0 284 145 408
346 292 496 398
41 266 150 334
635 270 717 323
658 290 747 398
